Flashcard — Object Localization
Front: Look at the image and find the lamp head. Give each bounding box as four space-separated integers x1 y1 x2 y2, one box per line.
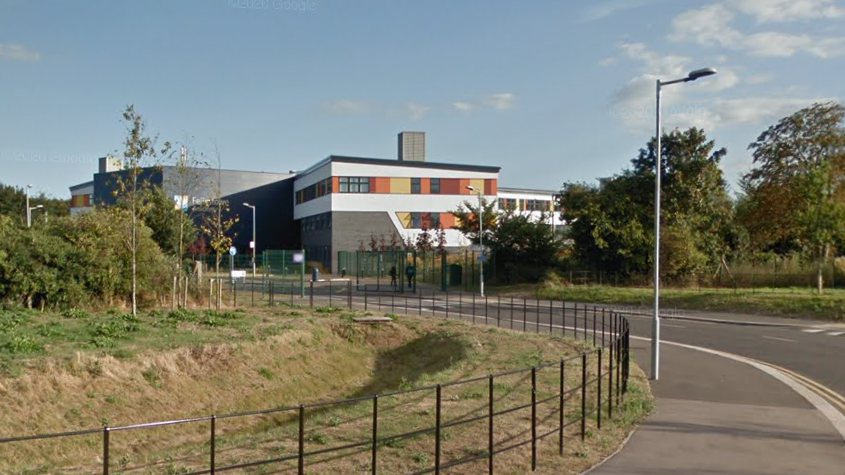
465 185 475 191
687 67 717 81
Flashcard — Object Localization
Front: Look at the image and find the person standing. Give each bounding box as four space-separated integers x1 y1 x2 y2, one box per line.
389 265 397 288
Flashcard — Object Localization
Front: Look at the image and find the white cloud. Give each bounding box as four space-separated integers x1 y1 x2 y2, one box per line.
324 99 375 114
730 0 845 23
582 0 660 21
451 93 517 113
745 72 774 84
482 93 516 110
669 2 845 57
0 43 41 62
599 56 618 67
401 102 430 120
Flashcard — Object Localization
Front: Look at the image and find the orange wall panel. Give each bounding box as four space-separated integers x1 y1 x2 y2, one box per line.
484 179 497 195
331 176 339 194
458 178 470 194
421 178 431 194
440 213 456 228
372 177 390 193
441 178 460 194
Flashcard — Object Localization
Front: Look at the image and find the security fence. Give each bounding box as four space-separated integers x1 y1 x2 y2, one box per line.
337 250 496 292
1 286 631 475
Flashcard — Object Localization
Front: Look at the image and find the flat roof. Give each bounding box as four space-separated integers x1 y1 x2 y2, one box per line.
69 181 94 192
297 155 501 177
498 186 558 195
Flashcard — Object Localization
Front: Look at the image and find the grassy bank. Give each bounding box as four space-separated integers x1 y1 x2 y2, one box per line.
0 304 651 475
530 284 845 320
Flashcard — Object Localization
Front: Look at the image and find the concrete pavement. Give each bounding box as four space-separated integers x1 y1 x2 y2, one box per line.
589 339 845 475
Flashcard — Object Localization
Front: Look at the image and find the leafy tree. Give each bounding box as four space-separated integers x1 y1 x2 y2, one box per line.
561 127 733 282
415 227 434 251
0 183 70 224
111 105 171 316
739 102 845 293
485 209 560 282
199 143 238 275
450 197 497 245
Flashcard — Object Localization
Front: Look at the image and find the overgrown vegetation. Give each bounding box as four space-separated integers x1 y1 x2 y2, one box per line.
0 305 650 475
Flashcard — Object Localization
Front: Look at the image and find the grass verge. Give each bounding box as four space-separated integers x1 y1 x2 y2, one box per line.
0 304 651 474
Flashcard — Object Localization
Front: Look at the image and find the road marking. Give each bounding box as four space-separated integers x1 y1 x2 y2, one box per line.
662 323 686 329
802 329 826 333
762 335 796 343
827 331 845 336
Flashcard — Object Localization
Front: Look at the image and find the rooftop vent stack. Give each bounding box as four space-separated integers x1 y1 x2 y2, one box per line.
98 155 124 173
398 131 425 162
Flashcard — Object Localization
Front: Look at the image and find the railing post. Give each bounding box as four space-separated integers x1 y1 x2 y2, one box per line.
531 366 537 471
329 280 333 307
435 384 442 475
349 280 353 310
252 278 255 306
365 285 368 311
549 299 553 334
624 325 630 394
372 395 378 475
559 359 565 455
488 375 494 475
616 323 622 405
298 404 305 475
232 280 236 308
102 426 109 475
210 415 216 475
290 283 294 306
419 289 422 316
485 295 489 325
445 289 449 319
523 298 527 332
581 353 587 441
497 296 501 327
609 340 614 420
562 301 566 338
458 290 462 318
602 308 606 346
472 292 476 324
309 281 314 308
592 307 597 346
510 297 514 329
269 281 274 306
597 350 603 430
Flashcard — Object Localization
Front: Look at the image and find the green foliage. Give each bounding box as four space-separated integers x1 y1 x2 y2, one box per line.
739 102 845 292
561 127 733 283
0 182 70 224
0 208 171 310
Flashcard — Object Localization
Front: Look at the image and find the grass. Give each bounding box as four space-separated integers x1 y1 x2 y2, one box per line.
524 281 845 321
0 303 651 475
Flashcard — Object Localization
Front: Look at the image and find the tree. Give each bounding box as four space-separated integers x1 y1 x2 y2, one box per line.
561 127 733 282
450 197 497 245
415 226 434 251
112 105 170 316
740 102 845 293
436 225 447 253
0 183 70 224
199 143 239 276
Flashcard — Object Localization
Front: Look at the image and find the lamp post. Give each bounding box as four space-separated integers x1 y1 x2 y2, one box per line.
28 205 44 227
465 185 484 297
652 67 717 381
25 184 32 228
243 203 256 279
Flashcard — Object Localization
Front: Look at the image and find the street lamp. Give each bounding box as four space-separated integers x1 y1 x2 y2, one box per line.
652 67 717 381
465 185 484 297
243 203 256 279
28 205 44 227
25 184 34 228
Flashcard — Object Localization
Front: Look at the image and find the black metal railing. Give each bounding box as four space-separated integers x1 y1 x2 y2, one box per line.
1 283 631 475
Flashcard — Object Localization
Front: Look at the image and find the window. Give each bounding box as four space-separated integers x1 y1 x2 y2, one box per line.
411 177 421 194
339 177 370 193
295 177 333 205
410 212 421 228
429 212 440 228
524 199 548 212
430 178 440 194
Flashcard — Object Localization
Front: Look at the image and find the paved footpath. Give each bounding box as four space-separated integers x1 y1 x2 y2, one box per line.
589 339 845 475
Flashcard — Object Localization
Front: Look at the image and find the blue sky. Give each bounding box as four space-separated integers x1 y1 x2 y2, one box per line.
1 0 843 198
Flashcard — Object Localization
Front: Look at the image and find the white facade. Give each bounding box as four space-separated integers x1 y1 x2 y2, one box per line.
496 187 564 227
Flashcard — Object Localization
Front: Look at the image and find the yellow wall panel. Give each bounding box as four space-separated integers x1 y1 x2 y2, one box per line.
469 179 484 193
390 177 411 193
396 212 411 228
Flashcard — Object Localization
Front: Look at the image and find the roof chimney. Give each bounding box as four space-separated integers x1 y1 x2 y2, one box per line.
398 131 425 162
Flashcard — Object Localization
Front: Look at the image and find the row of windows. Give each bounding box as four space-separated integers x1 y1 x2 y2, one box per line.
409 178 441 194
296 178 332 205
302 212 332 232
498 198 552 212
339 177 370 193
410 212 440 229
